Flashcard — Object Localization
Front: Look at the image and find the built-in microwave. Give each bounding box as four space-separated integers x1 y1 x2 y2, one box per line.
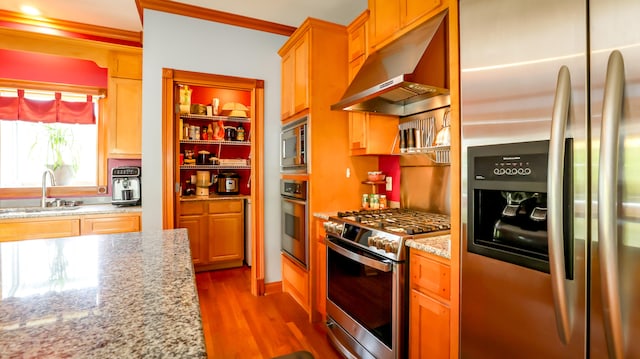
280 116 307 172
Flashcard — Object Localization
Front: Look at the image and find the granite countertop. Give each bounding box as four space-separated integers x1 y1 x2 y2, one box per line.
180 194 250 202
0 229 207 358
405 234 451 260
0 203 141 220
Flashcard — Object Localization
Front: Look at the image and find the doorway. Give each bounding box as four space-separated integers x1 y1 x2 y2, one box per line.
161 68 266 296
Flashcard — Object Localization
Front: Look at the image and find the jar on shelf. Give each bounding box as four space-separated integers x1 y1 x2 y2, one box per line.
236 125 245 141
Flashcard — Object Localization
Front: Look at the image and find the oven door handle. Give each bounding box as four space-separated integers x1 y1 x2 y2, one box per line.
326 239 392 272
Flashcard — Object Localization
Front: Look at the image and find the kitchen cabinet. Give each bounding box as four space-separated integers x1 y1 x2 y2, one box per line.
0 212 141 242
0 217 80 242
282 253 309 313
178 199 244 271
107 76 142 158
279 18 379 321
409 249 450 359
313 217 327 320
206 200 244 264
347 10 400 156
368 0 446 50
107 51 142 158
280 32 309 120
80 212 141 235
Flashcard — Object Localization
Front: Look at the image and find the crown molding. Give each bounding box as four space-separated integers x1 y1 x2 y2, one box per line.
0 10 142 47
137 0 296 37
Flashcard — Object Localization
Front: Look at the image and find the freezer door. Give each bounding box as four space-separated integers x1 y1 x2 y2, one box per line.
459 0 588 357
589 1 640 358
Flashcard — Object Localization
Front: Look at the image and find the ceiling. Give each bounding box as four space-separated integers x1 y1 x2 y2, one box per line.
2 0 368 32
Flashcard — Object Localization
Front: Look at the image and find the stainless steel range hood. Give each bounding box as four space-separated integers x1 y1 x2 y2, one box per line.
331 11 449 117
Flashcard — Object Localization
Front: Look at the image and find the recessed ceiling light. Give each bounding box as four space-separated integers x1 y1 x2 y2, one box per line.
20 5 41 16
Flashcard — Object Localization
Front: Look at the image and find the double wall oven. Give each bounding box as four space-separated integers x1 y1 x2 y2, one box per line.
323 209 450 359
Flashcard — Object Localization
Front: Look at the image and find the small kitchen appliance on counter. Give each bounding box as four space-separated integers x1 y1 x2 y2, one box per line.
215 172 240 195
111 166 141 206
323 208 450 359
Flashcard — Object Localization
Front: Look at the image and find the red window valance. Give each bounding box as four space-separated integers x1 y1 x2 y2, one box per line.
0 90 95 124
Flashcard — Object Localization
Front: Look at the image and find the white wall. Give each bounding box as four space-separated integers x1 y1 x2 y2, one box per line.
142 10 286 282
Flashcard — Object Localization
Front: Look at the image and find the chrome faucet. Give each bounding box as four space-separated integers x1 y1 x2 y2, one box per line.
41 169 57 208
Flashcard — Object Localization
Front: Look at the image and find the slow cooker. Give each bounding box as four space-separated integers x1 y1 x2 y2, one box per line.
215 172 240 194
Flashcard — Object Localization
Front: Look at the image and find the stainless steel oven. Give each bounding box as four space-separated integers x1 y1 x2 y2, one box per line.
280 116 307 173
326 235 403 359
324 209 450 359
281 179 308 268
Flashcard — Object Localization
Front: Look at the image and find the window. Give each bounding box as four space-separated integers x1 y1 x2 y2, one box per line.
0 89 99 188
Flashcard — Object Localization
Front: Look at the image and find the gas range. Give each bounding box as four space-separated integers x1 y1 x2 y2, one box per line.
324 208 451 261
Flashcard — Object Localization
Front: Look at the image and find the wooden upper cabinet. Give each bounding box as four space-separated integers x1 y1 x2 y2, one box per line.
109 51 142 80
347 10 369 62
293 33 310 115
107 51 142 158
368 0 401 48
107 77 142 158
402 0 444 28
369 0 447 49
281 51 295 119
347 10 399 156
280 32 309 120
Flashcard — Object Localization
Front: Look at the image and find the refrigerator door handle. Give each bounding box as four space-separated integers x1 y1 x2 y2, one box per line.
548 65 572 344
598 50 625 359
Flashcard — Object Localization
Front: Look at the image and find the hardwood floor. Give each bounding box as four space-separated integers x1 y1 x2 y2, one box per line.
196 266 343 359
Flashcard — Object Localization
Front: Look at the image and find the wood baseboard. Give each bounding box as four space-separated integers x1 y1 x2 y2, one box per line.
264 281 282 296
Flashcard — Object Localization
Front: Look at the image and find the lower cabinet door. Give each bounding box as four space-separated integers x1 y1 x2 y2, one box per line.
409 289 450 359
207 213 244 263
178 215 205 265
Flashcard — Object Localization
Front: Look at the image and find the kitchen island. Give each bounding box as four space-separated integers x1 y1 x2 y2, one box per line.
0 228 206 358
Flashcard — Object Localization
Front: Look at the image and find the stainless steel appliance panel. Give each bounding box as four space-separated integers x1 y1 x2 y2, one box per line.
460 0 588 357
280 116 307 173
589 1 640 357
462 0 640 357
280 179 308 268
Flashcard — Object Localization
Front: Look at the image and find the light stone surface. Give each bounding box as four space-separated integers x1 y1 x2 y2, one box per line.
405 234 451 259
0 204 141 220
0 229 206 358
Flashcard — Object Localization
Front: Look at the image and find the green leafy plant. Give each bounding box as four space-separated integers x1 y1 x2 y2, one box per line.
31 124 79 173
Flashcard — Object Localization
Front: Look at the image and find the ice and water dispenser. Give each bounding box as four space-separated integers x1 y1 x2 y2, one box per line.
467 140 573 275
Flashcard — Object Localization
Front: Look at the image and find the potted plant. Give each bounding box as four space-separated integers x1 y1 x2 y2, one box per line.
31 125 79 185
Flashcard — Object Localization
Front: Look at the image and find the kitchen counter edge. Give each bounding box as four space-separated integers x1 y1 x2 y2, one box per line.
0 204 141 220
405 234 451 260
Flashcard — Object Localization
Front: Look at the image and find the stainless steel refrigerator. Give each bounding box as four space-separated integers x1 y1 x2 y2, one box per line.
460 0 640 357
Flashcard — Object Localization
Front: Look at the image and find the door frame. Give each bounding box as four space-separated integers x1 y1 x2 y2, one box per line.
161 68 266 296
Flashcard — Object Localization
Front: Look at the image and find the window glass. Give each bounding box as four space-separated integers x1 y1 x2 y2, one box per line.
0 89 98 187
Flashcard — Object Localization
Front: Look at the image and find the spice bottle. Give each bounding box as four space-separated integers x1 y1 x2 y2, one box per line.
379 195 387 209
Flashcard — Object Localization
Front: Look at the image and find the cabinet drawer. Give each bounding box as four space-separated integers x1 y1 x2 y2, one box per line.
81 214 140 235
410 251 450 301
0 218 80 242
208 200 243 214
181 201 206 215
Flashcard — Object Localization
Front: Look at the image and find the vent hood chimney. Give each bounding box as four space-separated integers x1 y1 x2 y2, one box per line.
331 11 449 117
